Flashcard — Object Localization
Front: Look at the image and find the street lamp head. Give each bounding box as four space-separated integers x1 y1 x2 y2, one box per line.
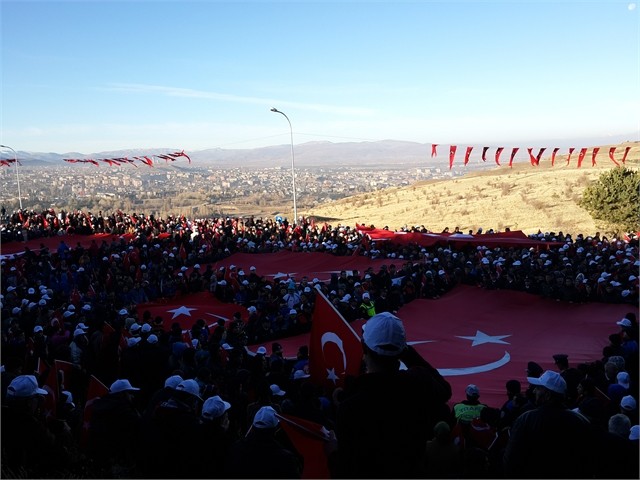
270 107 278 113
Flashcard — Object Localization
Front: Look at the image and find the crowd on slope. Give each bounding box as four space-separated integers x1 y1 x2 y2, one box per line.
1 208 639 478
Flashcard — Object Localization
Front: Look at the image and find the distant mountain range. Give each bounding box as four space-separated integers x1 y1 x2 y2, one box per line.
7 133 637 169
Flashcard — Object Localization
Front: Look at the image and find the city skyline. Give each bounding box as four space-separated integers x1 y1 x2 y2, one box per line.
2 1 639 154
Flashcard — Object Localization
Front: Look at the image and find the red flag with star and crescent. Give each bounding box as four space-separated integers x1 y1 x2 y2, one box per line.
136 291 248 331
266 284 630 408
80 375 109 450
308 291 363 391
277 413 332 479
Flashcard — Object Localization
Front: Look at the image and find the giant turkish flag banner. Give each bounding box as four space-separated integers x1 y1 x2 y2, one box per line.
136 291 247 331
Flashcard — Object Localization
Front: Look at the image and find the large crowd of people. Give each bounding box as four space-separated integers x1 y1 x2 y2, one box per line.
1 207 638 478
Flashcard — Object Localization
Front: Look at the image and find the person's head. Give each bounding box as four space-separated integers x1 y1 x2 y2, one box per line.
361 312 407 372
252 406 280 433
506 379 521 397
526 361 543 378
465 384 480 401
109 378 140 404
620 395 637 415
432 420 451 443
608 413 631 438
552 353 569 370
296 345 309 360
175 379 203 408
201 395 231 429
604 361 620 380
527 370 567 406
271 342 283 356
6 375 48 412
164 374 184 390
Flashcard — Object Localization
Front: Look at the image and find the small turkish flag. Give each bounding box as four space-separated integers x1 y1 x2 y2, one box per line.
309 291 363 391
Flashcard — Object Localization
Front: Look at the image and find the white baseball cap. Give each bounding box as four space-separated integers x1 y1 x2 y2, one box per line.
202 395 231 420
6 375 48 398
362 312 407 357
109 379 140 394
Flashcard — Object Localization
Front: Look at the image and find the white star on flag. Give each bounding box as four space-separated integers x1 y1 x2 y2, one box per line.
326 368 339 384
167 306 197 320
456 330 511 347
272 272 295 280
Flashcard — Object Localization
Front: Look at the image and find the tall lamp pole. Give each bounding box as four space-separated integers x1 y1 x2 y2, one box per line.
270 108 297 226
0 144 22 210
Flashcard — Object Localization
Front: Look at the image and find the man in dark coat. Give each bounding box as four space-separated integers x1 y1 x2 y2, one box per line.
329 311 452 478
225 406 302 478
503 370 596 478
87 378 143 477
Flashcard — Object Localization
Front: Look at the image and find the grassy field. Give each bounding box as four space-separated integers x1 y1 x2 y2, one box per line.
302 141 639 236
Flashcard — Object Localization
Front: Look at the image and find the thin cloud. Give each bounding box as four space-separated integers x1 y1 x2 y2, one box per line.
104 83 375 116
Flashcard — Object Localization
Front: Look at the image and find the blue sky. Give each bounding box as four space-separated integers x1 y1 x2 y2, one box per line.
1 0 638 154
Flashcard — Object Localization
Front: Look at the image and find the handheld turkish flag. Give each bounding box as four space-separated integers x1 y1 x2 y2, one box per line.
80 375 109 450
37 358 58 421
54 359 77 394
309 291 363 391
277 413 332 479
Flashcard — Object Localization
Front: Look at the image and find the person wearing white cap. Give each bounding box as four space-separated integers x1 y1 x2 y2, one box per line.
329 311 452 479
225 406 302 478
86 378 142 475
142 374 184 421
138 379 205 477
504 370 595 478
189 394 236 478
69 327 88 368
3 375 73 475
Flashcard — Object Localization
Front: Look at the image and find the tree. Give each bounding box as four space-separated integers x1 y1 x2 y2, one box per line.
579 167 639 235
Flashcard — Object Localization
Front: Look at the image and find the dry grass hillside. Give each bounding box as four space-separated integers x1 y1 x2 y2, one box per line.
302 142 640 236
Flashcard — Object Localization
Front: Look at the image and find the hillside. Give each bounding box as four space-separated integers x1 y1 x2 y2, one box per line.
302 142 640 236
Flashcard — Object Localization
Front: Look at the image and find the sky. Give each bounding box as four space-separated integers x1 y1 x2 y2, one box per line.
1 0 639 154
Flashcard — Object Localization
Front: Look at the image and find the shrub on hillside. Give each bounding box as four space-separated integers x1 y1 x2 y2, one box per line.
579 167 639 235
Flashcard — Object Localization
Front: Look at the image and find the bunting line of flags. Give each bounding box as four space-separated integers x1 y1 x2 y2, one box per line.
431 144 631 170
0 150 191 168
62 150 191 167
2 144 633 170
0 158 20 167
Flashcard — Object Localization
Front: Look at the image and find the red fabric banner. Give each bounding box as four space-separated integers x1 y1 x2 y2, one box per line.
567 147 575 165
551 147 560 166
527 148 536 166
591 147 600 166
431 144 438 157
309 291 363 391
277 414 331 479
577 148 588 168
509 147 519 168
621 146 631 163
482 147 489 162
608 147 620 167
495 147 504 166
535 148 546 166
136 291 248 332
37 359 58 421
80 375 110 450
449 146 457 169
464 146 473 166
264 285 630 409
54 359 77 394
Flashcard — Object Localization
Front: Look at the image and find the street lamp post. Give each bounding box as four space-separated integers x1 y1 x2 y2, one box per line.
270 108 297 226
0 144 22 210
